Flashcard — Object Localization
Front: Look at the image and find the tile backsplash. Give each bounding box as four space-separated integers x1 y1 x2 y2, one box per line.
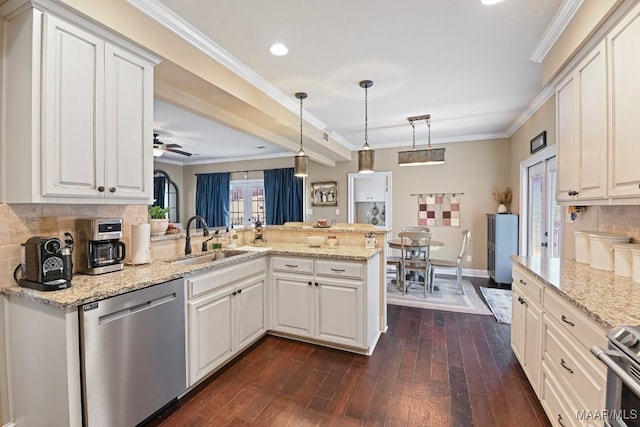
0 203 148 286
599 205 640 241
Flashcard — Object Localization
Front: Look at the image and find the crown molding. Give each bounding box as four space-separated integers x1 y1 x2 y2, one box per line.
529 0 584 63
127 0 354 147
505 85 556 137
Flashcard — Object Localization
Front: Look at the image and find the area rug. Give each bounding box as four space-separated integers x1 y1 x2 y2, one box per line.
480 287 512 324
386 276 492 315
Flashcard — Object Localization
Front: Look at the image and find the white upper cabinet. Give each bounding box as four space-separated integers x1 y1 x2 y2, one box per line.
607 2 640 198
354 174 386 202
555 40 608 202
1 2 158 204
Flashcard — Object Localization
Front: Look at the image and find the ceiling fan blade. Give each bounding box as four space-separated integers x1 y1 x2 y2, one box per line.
167 148 193 157
165 143 182 149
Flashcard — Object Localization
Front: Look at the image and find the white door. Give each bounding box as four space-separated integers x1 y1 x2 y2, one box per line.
527 157 561 257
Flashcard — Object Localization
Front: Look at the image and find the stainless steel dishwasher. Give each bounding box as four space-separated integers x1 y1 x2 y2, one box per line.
80 278 186 426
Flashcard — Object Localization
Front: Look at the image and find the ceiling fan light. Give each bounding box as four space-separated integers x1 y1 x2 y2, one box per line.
153 147 164 157
398 147 446 166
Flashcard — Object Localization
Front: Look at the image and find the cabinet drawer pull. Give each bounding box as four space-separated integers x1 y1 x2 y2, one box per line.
560 358 574 374
561 315 575 327
331 268 346 272
285 264 298 268
519 279 527 286
558 414 565 427
518 296 525 305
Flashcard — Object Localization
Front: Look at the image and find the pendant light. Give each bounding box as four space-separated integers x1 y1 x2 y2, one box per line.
398 114 446 166
358 80 375 173
294 92 309 177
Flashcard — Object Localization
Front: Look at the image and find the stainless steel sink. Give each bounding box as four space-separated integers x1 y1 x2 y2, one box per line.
169 250 248 266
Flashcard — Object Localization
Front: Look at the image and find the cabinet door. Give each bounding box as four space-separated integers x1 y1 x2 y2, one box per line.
576 41 607 200
367 175 386 201
104 44 153 200
42 15 105 197
353 177 371 202
315 278 363 347
512 283 542 396
608 3 640 198
556 73 577 202
235 276 266 351
187 286 234 386
272 275 314 337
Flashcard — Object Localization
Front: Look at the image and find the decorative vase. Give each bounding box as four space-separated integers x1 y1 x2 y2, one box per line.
497 204 507 214
149 218 169 236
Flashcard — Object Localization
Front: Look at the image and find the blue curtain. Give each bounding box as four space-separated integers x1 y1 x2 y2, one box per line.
153 176 166 208
195 173 230 227
263 168 303 225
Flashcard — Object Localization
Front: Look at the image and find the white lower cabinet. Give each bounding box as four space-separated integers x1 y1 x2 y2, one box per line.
511 265 608 427
185 258 267 387
511 266 543 395
271 254 380 353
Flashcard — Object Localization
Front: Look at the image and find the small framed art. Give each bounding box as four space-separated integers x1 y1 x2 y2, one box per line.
530 130 547 154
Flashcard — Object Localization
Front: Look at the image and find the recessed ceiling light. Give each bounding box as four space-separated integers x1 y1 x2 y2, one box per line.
481 0 504 4
269 43 288 56
254 145 267 149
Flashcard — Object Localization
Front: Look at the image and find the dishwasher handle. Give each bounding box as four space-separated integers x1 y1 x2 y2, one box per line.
98 292 177 325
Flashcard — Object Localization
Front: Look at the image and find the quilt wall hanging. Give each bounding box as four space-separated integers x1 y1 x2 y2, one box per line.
417 193 461 227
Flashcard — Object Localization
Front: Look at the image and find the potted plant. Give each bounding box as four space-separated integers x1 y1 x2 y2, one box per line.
493 187 512 213
148 205 170 236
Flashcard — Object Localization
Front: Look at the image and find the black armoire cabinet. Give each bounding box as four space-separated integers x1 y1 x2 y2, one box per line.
487 213 519 284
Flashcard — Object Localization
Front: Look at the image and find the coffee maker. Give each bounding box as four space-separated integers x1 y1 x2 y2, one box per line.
76 218 126 275
18 236 72 291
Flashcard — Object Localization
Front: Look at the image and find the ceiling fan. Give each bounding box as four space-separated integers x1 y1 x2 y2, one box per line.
153 133 193 157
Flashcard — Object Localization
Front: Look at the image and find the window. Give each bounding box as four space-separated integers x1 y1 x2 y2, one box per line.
229 180 265 226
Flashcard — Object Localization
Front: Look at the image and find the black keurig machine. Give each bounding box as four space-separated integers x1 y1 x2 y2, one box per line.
17 236 72 291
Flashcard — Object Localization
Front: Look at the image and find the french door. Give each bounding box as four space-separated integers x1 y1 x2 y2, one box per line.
527 157 561 257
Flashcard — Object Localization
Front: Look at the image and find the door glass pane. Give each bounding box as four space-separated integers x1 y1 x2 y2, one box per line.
230 181 265 227
547 159 562 257
528 163 544 257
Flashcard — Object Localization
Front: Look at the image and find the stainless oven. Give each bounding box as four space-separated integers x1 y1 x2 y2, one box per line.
591 325 640 427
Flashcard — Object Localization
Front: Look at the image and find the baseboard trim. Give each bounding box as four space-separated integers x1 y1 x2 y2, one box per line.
3 422 16 427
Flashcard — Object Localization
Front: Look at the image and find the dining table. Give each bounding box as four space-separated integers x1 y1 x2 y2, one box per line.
387 237 444 291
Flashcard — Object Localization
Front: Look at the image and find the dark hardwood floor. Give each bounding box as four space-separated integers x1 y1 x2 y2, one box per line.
147 276 550 427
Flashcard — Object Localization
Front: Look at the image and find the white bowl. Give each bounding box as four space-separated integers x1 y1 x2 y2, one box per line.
307 236 325 247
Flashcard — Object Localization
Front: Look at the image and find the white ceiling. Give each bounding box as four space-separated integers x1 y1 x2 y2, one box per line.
152 0 564 165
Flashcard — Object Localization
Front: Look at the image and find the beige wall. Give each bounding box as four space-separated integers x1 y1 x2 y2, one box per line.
181 138 510 270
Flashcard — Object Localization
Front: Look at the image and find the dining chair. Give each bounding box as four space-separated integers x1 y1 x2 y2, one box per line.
429 229 471 295
398 231 432 297
401 226 430 232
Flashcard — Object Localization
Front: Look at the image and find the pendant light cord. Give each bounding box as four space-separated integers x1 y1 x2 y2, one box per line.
426 117 431 149
364 84 369 148
410 120 416 150
299 95 303 153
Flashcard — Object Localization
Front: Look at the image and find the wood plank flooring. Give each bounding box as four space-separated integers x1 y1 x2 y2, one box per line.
146 277 550 427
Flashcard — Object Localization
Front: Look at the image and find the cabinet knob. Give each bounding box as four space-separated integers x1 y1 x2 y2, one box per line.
98 186 105 192
232 291 237 296
518 296 525 305
315 282 318 287
308 281 312 286
237 288 242 294
109 187 116 193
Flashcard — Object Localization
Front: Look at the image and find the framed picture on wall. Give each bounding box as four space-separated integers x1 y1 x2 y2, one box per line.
311 181 338 206
530 131 547 154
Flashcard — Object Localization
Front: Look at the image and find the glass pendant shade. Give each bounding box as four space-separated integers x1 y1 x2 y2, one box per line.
293 92 309 177
398 114 445 166
358 80 375 173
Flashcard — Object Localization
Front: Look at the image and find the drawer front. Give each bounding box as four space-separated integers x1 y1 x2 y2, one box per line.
315 260 363 280
512 265 543 304
188 257 267 299
541 365 580 427
271 256 314 275
543 318 606 411
543 289 608 352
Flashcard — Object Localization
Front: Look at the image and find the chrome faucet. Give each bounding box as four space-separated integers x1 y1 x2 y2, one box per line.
185 215 210 255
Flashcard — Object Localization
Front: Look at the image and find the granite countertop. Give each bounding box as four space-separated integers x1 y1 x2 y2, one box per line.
511 256 640 329
267 225 390 234
0 244 382 309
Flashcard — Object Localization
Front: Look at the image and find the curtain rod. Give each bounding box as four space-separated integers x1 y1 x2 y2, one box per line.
195 169 265 176
410 192 465 196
